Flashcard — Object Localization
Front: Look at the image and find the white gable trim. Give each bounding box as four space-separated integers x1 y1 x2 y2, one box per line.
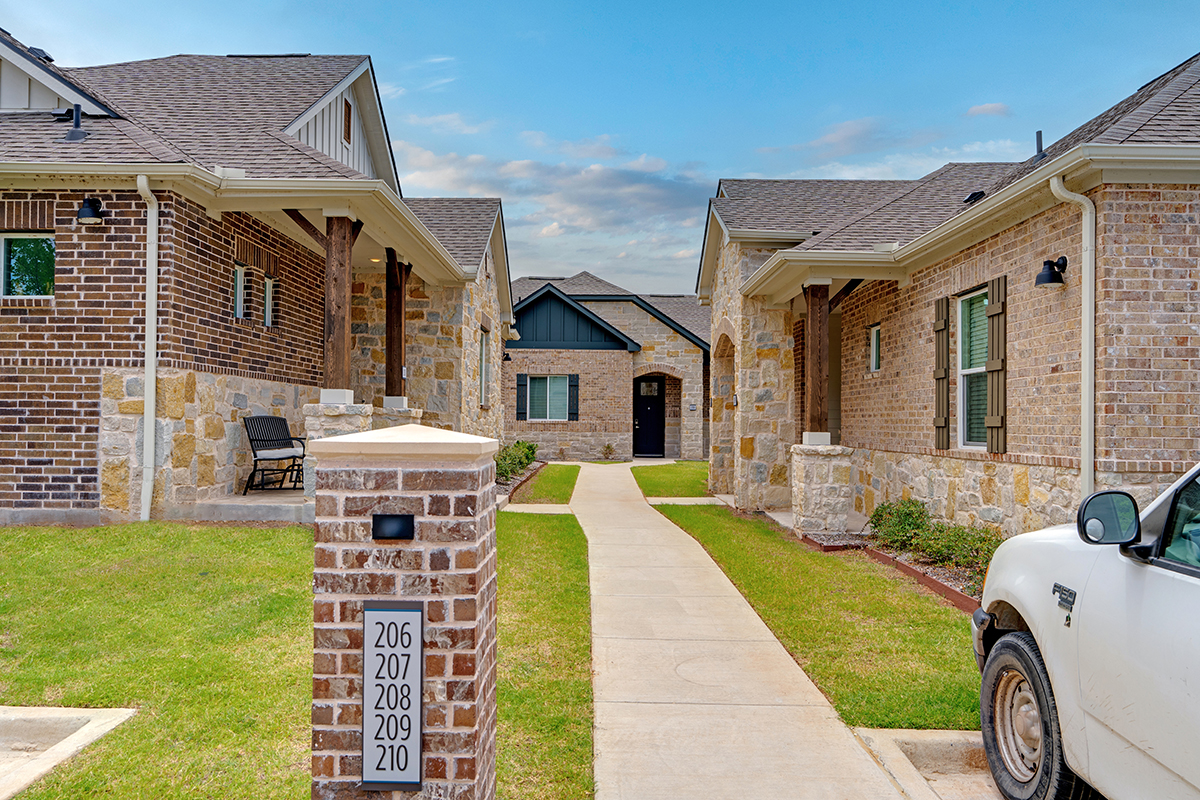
284 59 398 192
0 40 114 116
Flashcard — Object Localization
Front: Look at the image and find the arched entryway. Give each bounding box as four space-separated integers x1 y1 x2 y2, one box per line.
709 333 735 493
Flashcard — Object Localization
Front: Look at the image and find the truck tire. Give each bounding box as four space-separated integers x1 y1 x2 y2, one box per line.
980 632 1100 800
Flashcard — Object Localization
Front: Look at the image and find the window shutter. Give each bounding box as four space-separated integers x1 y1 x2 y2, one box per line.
568 374 579 421
933 297 950 449
516 374 527 421
986 275 1007 454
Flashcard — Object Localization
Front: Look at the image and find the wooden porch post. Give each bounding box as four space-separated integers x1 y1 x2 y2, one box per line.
385 248 410 398
324 216 354 391
803 283 829 435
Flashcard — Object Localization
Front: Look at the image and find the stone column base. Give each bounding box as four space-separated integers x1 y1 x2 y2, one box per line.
791 444 854 533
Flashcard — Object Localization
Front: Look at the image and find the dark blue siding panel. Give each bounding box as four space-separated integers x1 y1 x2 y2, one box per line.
513 294 625 350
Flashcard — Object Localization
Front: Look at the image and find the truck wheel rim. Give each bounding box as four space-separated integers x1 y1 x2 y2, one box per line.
995 667 1042 783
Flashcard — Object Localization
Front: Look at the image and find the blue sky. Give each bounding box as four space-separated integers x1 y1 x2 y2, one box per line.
6 1 1200 292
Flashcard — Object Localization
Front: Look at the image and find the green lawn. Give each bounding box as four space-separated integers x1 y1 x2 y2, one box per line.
496 512 594 799
511 464 580 504
630 460 709 497
0 522 313 799
656 505 980 730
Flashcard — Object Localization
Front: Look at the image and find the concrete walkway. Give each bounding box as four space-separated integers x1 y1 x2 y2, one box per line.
569 462 904 800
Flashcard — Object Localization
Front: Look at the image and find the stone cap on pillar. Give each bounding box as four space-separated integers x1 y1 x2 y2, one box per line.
308 423 499 462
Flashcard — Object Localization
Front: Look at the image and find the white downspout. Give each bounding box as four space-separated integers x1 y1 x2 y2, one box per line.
136 176 159 521
1049 176 1096 497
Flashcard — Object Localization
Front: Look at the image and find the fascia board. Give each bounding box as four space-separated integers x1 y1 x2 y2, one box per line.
349 63 400 192
694 204 726 297
742 249 896 298
489 205 514 324
0 44 115 116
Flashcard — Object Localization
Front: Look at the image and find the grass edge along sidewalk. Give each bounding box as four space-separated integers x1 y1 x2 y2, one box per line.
510 463 580 504
656 504 981 731
630 460 710 497
497 511 594 799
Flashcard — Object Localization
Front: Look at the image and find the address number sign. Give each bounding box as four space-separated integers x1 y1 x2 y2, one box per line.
362 601 423 790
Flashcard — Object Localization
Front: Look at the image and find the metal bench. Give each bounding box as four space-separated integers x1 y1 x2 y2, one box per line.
242 415 306 494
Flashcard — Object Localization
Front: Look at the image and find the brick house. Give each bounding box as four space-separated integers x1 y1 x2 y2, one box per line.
503 272 710 461
698 51 1200 535
0 30 513 524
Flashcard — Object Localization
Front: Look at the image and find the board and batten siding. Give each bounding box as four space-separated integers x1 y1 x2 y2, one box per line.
292 86 376 179
0 56 69 110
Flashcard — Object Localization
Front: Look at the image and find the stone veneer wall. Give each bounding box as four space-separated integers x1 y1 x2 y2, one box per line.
707 242 795 509
502 348 633 460
99 366 319 517
580 300 707 460
351 246 504 441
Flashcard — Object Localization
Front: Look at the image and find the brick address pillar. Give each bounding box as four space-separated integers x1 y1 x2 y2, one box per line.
309 424 499 800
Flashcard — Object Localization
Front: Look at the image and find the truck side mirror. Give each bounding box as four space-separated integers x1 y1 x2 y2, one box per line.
1077 491 1140 545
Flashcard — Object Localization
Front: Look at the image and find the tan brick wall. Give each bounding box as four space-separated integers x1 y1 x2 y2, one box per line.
581 300 707 460
502 348 633 460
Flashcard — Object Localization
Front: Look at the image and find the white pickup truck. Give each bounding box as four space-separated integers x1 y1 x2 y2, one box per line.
973 466 1200 800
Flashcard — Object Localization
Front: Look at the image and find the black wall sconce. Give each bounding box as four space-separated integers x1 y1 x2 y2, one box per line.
1036 256 1067 287
76 198 103 225
502 351 512 362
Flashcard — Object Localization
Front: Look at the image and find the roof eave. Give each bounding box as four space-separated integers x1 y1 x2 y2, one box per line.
739 143 1200 305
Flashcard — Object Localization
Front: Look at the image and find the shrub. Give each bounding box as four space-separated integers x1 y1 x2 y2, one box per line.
868 498 930 550
495 440 539 481
868 498 1004 595
601 443 615 460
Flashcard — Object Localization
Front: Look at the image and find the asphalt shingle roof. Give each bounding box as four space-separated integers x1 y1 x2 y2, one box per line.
712 179 912 234
61 54 370 178
402 198 500 272
990 51 1200 193
511 271 630 303
797 162 1017 252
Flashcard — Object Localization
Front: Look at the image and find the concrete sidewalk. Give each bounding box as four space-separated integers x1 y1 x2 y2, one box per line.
570 462 904 800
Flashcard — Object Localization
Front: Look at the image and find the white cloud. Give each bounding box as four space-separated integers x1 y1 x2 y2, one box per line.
521 131 624 160
798 139 1027 180
404 113 491 135
967 103 1011 117
378 83 406 99
424 56 454 64
421 77 456 91
795 117 940 160
672 249 698 259
537 222 564 238
622 154 668 173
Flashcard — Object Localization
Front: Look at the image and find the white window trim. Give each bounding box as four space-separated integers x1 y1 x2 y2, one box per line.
233 264 247 319
479 329 490 407
1 233 55 298
263 275 276 327
957 289 988 450
868 324 881 373
527 374 569 421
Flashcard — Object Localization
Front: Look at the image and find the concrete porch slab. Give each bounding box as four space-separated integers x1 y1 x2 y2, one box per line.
0 706 137 800
165 490 314 524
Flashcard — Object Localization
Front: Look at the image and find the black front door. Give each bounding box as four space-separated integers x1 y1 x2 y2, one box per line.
633 376 666 457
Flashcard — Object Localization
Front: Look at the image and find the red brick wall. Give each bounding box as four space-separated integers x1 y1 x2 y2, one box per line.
159 195 325 385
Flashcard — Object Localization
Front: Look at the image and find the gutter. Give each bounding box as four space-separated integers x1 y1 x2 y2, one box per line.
136 175 159 521
1049 176 1096 497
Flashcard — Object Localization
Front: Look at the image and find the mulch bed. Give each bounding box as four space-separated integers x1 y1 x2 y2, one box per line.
786 528 981 613
497 460 545 499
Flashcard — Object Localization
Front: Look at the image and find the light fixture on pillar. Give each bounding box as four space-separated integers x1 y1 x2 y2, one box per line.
76 198 103 225
1036 256 1067 287
502 352 512 362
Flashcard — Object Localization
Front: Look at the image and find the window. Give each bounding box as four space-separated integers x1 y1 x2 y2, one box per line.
958 290 988 447
528 375 569 421
868 324 881 372
233 264 253 320
343 99 352 145
1163 478 1200 570
479 328 490 406
2 234 54 297
263 276 277 327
